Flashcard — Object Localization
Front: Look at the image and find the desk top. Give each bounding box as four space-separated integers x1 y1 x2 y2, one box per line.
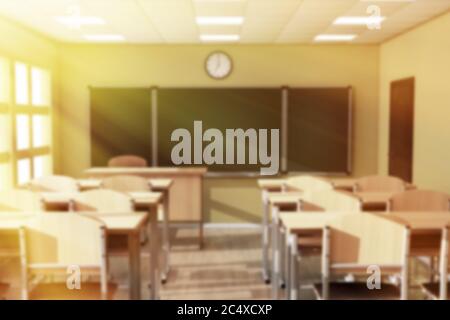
128 192 162 205
81 212 148 234
86 167 207 177
279 211 355 233
376 211 450 231
267 192 303 205
149 179 173 191
40 192 162 206
77 179 102 190
0 211 147 234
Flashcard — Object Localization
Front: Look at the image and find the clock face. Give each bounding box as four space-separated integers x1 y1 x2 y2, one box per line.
205 52 232 79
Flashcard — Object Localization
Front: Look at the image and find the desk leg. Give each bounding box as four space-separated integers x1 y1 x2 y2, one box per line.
271 206 280 299
149 205 161 300
261 190 270 284
161 190 170 283
288 234 299 300
128 232 141 300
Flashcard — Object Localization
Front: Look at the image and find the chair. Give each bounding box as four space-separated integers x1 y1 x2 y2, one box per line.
108 155 147 168
71 189 134 213
278 190 362 294
284 175 333 193
102 175 151 193
388 190 450 212
0 189 43 211
29 175 79 193
71 190 135 255
354 175 405 193
313 212 410 300
19 212 116 300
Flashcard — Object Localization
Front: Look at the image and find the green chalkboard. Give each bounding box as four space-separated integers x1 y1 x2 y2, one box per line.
90 88 152 166
157 88 282 173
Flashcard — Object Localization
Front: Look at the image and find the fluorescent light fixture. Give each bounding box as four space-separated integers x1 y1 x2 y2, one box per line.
196 16 244 25
83 34 125 42
200 34 240 42
334 16 386 25
314 34 357 42
55 16 105 26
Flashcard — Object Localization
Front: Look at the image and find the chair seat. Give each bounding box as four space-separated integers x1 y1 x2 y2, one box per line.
313 282 401 300
29 282 118 300
422 282 449 300
0 282 10 299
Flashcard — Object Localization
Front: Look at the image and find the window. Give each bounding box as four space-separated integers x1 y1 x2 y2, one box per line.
12 61 53 185
0 57 11 190
31 67 51 106
15 62 28 105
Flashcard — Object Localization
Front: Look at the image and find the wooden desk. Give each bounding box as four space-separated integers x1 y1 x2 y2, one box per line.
267 192 303 293
39 192 162 300
257 179 291 283
148 179 173 282
85 167 207 247
83 212 152 300
376 211 450 256
0 211 154 300
278 211 354 300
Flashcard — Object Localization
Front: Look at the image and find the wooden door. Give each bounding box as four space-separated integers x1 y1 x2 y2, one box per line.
389 77 414 182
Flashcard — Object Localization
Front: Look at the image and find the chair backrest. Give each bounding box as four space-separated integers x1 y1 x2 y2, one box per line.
304 190 362 212
285 175 333 192
72 189 133 212
102 175 150 193
20 213 108 299
21 212 106 267
355 175 405 192
389 190 450 212
107 155 147 168
0 189 43 211
29 175 79 193
325 212 408 269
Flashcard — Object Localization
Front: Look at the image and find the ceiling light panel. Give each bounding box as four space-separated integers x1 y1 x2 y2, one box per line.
314 34 357 42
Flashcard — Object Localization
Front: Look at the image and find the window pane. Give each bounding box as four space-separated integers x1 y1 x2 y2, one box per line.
33 155 51 179
16 114 30 150
17 158 30 185
32 115 50 148
0 57 9 103
31 67 51 106
0 115 10 153
15 62 28 105
0 163 11 191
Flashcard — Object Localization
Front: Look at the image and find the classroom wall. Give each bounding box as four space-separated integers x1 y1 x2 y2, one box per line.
58 44 379 222
379 11 450 194
0 15 61 172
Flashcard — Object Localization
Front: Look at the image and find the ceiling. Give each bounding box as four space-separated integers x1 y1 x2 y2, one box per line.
0 0 449 44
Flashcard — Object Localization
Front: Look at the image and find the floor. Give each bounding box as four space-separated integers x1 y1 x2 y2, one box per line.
0 227 433 300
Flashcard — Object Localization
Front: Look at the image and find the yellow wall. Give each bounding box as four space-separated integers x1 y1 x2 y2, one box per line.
58 44 379 222
379 12 450 194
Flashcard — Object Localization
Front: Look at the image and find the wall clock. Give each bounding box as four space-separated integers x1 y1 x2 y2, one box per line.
205 51 232 79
